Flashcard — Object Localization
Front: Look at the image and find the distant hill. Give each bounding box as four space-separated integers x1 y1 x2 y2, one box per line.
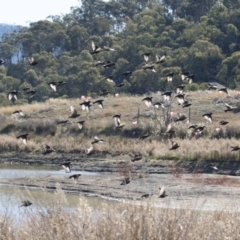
0 23 20 39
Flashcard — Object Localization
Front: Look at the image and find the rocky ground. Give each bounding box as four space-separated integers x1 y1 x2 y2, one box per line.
1 153 240 211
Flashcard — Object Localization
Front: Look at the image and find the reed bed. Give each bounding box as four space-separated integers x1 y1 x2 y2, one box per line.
1 185 240 240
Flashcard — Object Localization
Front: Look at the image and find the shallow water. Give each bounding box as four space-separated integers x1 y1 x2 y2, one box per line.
0 164 110 216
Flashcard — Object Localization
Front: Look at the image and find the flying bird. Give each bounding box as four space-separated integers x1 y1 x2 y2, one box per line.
142 52 151 61
224 103 237 112
219 120 229 126
131 154 142 162
42 144 55 155
90 41 103 55
166 73 174 82
26 90 36 98
231 146 240 151
69 106 80 118
113 114 125 129
155 54 165 64
159 187 166 198
0 59 5 65
202 112 213 123
169 139 180 150
120 177 130 185
60 162 71 173
91 136 104 144
12 110 24 116
142 96 153 107
8 90 18 102
93 99 104 109
142 64 156 72
80 101 92 112
19 200 32 207
77 120 85 129
16 134 28 145
28 57 38 66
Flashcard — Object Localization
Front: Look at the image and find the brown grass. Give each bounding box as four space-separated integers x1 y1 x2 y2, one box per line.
2 185 240 239
0 91 240 161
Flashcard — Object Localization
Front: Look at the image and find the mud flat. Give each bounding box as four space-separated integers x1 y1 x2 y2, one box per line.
1 153 240 211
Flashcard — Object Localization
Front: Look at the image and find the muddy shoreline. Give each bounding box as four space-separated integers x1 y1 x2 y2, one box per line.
1 153 240 211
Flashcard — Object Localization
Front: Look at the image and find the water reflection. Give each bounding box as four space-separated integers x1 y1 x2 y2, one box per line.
0 164 113 217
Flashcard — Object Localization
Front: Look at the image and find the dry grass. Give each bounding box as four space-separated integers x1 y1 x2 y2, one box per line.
2 185 240 239
0 91 240 160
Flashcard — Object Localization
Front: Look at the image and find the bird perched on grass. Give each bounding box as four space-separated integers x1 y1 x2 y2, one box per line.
19 200 32 207
202 112 213 123
169 139 180 150
60 162 71 173
16 134 28 145
69 106 80 119
69 174 81 184
113 114 125 129
28 57 38 66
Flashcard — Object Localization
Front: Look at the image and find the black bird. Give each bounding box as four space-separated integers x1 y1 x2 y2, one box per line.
181 71 189 81
141 193 150 198
103 61 115 68
174 113 187 122
176 85 185 94
43 144 55 155
202 112 213 123
0 59 5 65
166 73 174 82
69 106 80 118
26 90 36 98
131 154 142 162
13 110 24 116
175 94 185 105
19 200 32 207
28 57 38 66
182 100 192 108
60 162 71 173
113 114 125 129
100 89 110 97
8 90 18 102
161 91 172 101
57 120 68 125
219 120 229 126
91 136 104 144
120 71 132 77
169 139 180 150
231 146 240 152
48 82 59 92
80 101 92 112
184 74 195 83
159 187 167 198
77 120 85 129
139 133 150 140
142 96 153 107
142 64 156 72
90 41 103 55
218 88 228 96
104 75 115 84
153 101 165 109
155 54 165 64
57 81 67 88
142 52 151 61
93 99 104 109
69 174 81 184
224 103 237 112
115 83 125 89
120 177 130 185
16 134 28 145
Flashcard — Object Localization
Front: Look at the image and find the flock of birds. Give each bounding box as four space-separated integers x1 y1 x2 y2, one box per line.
1 40 239 207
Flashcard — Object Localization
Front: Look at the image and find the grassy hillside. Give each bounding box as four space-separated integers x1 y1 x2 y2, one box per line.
1 89 240 161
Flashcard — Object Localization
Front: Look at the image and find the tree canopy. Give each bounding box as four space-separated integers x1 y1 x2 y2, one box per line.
0 0 240 103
